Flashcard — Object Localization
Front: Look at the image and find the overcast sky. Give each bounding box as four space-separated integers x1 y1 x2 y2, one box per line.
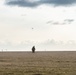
0 0 76 51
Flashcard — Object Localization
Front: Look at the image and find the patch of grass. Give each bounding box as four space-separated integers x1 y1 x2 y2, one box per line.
0 52 76 75
33 74 42 75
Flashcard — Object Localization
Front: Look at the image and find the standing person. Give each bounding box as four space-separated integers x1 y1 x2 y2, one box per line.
32 46 35 53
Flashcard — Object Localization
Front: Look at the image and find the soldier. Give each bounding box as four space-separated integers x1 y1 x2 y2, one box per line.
32 46 35 53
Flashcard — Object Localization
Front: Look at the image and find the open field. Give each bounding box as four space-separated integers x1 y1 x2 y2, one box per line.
0 51 76 75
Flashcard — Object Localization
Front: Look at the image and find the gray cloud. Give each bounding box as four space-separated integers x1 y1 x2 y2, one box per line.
5 0 40 7
64 19 74 24
52 22 60 25
46 20 53 24
47 19 74 25
5 0 76 7
46 20 64 25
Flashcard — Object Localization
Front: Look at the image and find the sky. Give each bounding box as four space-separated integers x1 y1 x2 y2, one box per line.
0 0 76 51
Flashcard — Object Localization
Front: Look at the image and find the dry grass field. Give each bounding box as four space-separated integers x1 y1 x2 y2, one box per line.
0 51 76 75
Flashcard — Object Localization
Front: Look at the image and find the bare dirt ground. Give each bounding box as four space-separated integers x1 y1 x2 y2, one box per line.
0 51 76 75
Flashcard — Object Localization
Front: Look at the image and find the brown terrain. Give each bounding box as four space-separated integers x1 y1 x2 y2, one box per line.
0 51 76 75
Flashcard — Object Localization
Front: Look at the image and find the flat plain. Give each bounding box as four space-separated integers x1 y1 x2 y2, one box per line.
0 51 76 75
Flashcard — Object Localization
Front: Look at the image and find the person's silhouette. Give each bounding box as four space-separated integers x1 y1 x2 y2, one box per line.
32 46 35 53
